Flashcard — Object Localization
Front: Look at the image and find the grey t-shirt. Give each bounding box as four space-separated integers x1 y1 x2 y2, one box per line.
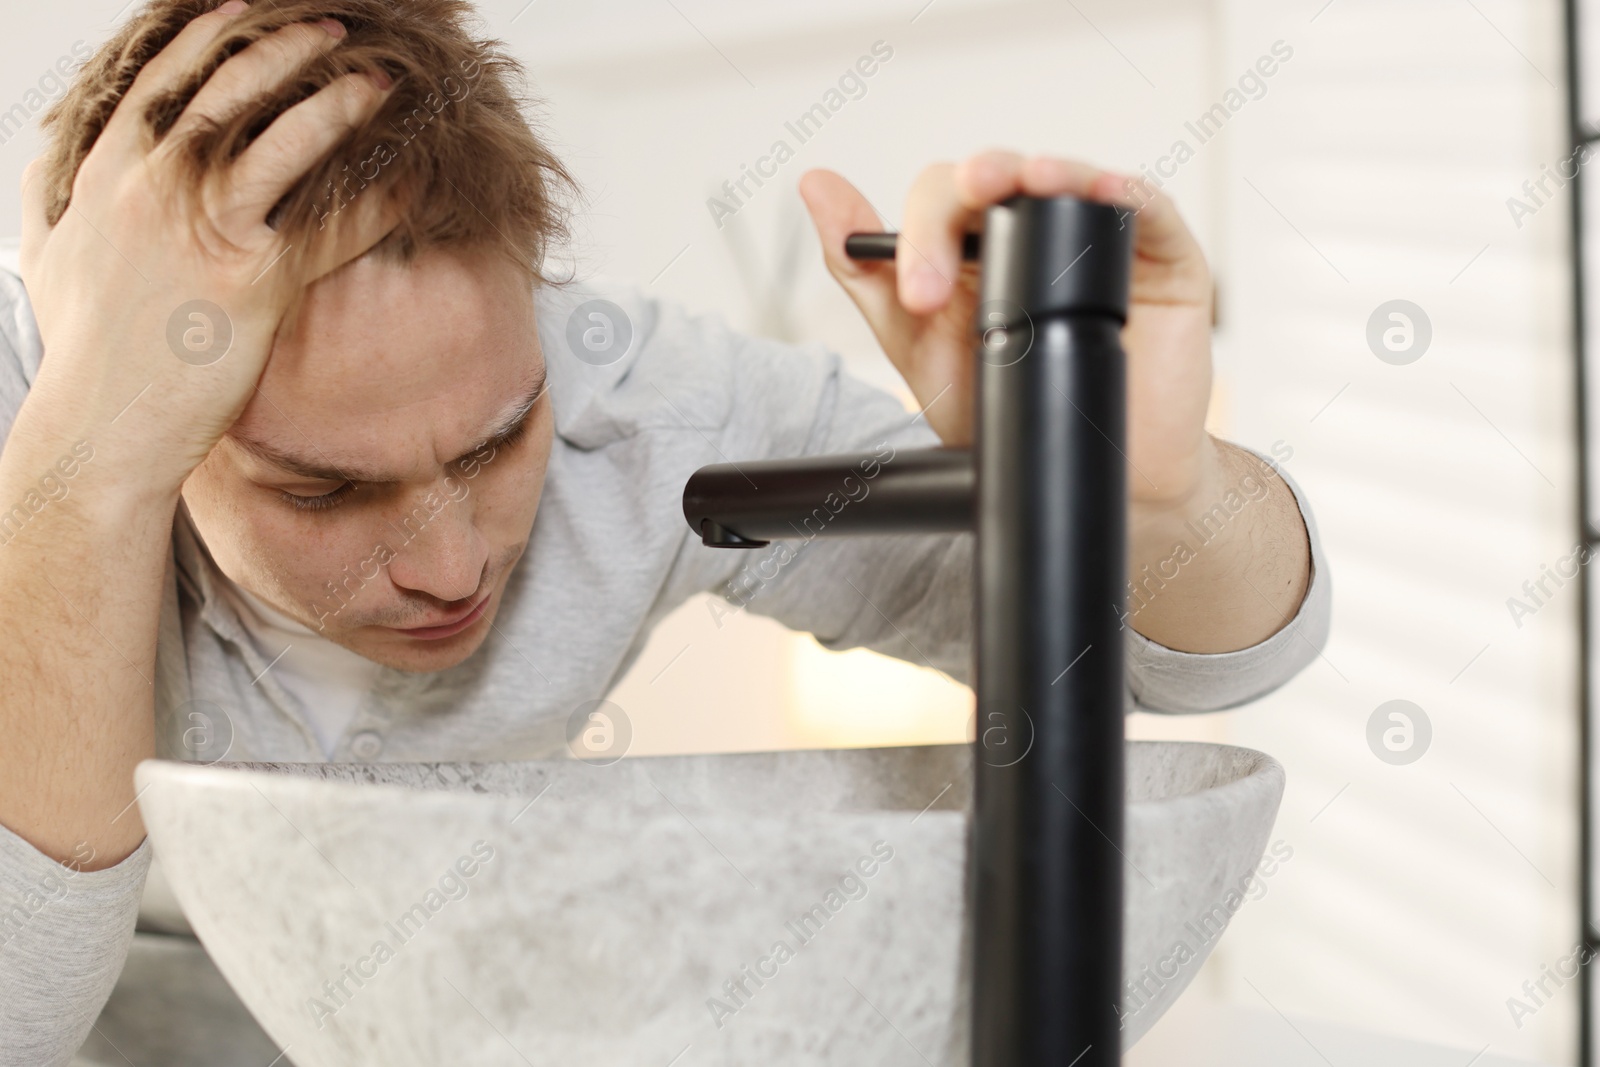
0 268 1331 1063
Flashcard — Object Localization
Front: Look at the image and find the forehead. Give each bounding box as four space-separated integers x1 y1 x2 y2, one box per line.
229 248 540 481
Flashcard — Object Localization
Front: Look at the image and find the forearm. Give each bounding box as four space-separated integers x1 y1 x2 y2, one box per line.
1125 436 1311 654
0 387 182 870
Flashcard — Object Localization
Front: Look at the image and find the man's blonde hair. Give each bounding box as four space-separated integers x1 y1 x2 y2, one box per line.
41 0 576 288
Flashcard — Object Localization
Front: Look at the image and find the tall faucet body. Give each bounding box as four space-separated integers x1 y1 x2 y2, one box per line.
682 195 1134 1066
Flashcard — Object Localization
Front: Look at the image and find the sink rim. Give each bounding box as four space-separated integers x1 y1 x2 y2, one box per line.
134 738 1283 816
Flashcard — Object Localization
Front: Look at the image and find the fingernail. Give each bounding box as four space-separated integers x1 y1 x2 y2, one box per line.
367 68 393 91
317 18 346 38
218 0 248 13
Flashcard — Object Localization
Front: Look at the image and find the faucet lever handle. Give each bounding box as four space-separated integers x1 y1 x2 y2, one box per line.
844 232 982 262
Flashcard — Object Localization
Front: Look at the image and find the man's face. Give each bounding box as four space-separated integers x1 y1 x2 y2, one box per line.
180 246 554 672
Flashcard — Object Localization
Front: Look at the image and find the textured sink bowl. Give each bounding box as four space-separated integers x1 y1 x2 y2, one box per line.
134 741 1284 1065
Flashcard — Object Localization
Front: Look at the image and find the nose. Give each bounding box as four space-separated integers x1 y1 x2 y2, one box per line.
382 482 489 604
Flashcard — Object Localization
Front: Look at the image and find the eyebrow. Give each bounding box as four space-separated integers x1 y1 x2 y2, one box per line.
230 366 547 485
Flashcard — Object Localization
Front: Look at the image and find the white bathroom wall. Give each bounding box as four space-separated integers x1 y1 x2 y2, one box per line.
0 0 1580 1062
1162 0 1580 1063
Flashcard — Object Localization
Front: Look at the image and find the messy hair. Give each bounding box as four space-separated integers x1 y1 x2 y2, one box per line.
39 0 576 289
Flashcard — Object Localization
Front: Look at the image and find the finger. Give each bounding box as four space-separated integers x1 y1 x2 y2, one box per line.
1020 156 1203 268
896 162 980 314
302 183 405 284
18 159 52 279
1009 155 1105 200
101 1 253 157
225 70 391 227
950 148 1029 210
1094 171 1205 269
239 182 401 299
168 19 348 142
798 168 914 343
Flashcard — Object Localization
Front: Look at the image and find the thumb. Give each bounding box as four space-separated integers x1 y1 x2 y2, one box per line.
797 168 912 342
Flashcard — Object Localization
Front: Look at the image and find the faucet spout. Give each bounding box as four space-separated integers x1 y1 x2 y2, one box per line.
683 447 973 548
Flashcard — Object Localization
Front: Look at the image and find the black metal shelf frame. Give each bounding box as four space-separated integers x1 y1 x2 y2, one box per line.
1569 0 1598 1062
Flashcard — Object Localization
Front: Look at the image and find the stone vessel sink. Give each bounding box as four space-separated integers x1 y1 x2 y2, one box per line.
133 740 1284 1065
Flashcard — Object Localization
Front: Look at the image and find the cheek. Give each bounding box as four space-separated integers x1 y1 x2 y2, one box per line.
248 515 370 600
182 461 386 607
180 454 253 572
471 420 553 535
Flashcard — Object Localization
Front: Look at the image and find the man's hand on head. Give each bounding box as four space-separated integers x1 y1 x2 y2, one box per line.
0 0 560 882
18 1 396 495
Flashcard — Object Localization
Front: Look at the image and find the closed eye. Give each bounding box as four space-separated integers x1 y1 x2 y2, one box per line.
273 411 534 516
481 414 530 454
278 482 357 513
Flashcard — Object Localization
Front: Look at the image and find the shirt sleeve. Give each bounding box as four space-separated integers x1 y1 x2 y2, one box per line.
0 267 155 1065
1123 445 1332 713
649 291 1330 710
0 825 151 1066
0 268 39 449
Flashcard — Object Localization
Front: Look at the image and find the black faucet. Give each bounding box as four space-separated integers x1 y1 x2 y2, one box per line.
683 195 1133 1066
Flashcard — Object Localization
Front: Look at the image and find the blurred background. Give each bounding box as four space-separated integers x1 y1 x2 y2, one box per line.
0 0 1586 1063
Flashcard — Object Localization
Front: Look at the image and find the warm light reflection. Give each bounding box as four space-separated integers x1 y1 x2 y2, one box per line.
781 634 974 749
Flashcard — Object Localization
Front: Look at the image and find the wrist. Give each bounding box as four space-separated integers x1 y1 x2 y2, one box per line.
1125 435 1298 586
1128 435 1229 557
1122 436 1311 651
5 384 190 516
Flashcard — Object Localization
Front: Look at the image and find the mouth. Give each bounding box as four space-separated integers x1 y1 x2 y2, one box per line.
386 589 494 641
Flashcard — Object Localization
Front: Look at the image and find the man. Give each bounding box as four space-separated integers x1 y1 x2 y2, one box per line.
0 0 1329 1060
